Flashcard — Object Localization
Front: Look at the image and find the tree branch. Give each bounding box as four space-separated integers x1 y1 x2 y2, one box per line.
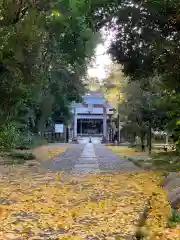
0 3 28 27
13 0 24 24
95 14 115 30
0 0 50 27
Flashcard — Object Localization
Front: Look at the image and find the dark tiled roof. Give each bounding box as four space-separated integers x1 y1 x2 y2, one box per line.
85 92 105 98
72 92 114 108
83 92 106 104
83 96 106 105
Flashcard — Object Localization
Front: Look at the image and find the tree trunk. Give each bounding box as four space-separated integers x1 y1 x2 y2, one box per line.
36 95 54 136
37 116 46 136
148 122 152 154
146 134 149 147
133 132 136 143
140 132 145 152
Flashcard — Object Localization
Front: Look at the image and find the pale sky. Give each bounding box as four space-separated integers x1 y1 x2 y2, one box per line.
87 31 114 81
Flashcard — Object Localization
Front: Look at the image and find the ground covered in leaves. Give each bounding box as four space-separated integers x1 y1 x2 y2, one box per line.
0 165 179 240
0 145 179 239
0 145 68 166
107 146 148 159
32 144 69 162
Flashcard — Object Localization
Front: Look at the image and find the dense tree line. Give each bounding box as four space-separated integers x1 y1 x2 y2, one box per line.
102 0 180 150
1 0 180 150
87 0 180 151
0 0 104 149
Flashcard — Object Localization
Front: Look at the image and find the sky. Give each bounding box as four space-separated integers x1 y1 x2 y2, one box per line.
87 31 114 81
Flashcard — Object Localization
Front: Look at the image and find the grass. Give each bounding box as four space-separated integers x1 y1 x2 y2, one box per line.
0 151 36 165
9 151 36 160
168 210 180 228
107 146 148 158
0 143 69 165
108 146 180 172
151 152 180 172
132 151 180 172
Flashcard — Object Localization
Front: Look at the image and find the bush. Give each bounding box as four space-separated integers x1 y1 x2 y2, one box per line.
9 152 36 160
0 151 36 165
16 132 47 150
0 122 21 150
30 135 47 148
128 142 137 148
16 131 34 150
168 210 180 228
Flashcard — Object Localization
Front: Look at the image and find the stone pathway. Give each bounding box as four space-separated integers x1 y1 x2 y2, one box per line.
43 143 139 174
72 143 100 174
42 144 85 173
94 144 140 173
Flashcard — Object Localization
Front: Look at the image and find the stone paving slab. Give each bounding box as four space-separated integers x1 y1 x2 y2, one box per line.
72 143 100 175
94 144 140 173
78 160 98 164
74 164 99 169
42 144 85 172
72 168 100 175
42 143 140 174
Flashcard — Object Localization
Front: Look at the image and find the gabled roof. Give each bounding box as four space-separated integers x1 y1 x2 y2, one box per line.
71 103 84 108
83 96 106 105
83 92 106 105
86 92 104 98
71 92 114 109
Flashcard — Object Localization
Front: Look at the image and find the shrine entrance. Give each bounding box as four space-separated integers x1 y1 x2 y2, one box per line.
77 119 103 136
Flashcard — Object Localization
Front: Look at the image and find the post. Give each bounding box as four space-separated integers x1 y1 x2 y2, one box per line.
109 115 112 143
74 116 77 138
80 119 82 136
73 108 77 139
103 105 107 142
66 126 69 143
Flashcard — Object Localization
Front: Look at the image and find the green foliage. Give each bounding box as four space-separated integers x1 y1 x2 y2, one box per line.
0 122 21 150
168 209 180 228
119 79 167 151
128 143 137 148
0 151 36 165
0 0 103 147
101 64 126 116
108 0 180 86
16 132 45 150
93 0 180 150
151 152 180 172
9 152 36 161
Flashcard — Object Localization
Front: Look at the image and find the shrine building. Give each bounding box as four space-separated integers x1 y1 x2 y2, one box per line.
70 92 115 143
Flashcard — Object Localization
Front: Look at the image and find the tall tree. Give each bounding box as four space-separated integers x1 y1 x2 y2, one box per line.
120 78 169 152
0 0 102 147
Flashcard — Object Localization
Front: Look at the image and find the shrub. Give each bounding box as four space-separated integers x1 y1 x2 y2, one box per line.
0 122 21 150
128 142 137 148
9 152 36 160
16 132 46 150
16 131 34 150
168 209 180 228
